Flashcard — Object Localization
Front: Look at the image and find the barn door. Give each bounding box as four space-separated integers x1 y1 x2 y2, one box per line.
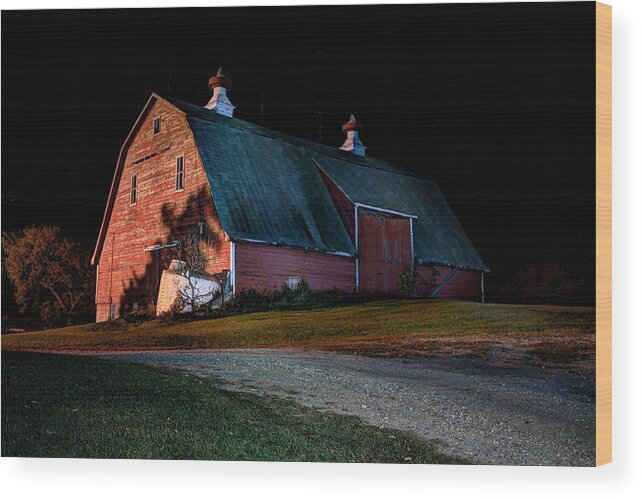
358 212 412 295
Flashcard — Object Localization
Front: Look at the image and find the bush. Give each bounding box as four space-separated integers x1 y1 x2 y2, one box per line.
499 264 591 305
222 279 355 316
399 265 419 297
223 289 274 315
89 317 130 333
91 279 360 328
281 279 313 305
123 306 158 324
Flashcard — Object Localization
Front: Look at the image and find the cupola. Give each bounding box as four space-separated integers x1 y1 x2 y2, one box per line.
339 114 366 156
205 67 235 117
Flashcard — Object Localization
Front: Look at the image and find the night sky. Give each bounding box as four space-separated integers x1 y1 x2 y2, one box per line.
1 3 596 305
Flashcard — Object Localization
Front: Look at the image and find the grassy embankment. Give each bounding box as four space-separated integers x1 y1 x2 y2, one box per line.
2 300 596 372
1 351 464 463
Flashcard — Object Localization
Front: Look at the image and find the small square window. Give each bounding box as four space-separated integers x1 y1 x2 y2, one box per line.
175 156 185 191
130 174 138 205
153 117 161 135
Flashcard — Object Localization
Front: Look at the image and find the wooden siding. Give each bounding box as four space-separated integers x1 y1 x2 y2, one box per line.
234 242 355 294
358 212 412 295
416 264 482 301
317 166 355 241
95 99 229 321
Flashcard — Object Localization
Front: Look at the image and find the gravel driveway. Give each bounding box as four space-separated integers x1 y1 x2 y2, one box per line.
96 349 595 466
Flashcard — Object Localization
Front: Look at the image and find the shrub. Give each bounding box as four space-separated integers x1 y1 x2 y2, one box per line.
89 317 130 333
399 265 419 297
223 279 356 316
500 264 591 305
280 279 312 305
123 305 157 324
93 278 359 326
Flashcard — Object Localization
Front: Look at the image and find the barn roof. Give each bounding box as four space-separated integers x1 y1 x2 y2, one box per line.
311 154 488 271
163 95 488 272
92 93 486 270
188 116 356 256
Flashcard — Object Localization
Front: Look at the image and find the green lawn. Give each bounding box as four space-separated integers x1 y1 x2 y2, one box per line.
1 299 595 356
1 351 464 463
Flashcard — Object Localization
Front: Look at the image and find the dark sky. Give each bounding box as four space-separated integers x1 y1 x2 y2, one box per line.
1 3 596 303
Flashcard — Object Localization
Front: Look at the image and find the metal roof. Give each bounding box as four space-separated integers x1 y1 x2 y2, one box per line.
188 116 356 256
165 96 488 271
311 153 489 271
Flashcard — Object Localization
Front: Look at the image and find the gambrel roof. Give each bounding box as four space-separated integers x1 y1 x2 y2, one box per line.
93 94 488 272
188 114 356 256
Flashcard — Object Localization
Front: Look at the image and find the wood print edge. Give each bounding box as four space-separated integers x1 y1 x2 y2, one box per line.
595 0 612 467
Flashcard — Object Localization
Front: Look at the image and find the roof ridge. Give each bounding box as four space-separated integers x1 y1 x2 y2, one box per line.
161 93 430 182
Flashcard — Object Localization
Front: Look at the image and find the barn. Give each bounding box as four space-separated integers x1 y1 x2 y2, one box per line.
92 69 488 322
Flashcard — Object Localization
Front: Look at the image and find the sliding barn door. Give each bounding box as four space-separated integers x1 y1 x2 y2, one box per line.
358 213 412 295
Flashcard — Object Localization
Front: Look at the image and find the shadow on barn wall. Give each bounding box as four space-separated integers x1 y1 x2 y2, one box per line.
118 186 221 315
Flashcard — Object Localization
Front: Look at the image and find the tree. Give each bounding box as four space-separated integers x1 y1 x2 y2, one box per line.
169 230 222 314
2 226 94 326
501 264 586 305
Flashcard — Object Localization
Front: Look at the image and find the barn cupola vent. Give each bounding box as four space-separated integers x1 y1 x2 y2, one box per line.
205 67 235 117
339 114 366 156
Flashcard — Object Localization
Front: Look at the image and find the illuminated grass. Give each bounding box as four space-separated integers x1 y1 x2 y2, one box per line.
2 300 594 355
1 351 465 463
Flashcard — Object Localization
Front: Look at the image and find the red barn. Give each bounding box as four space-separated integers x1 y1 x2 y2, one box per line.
92 70 488 321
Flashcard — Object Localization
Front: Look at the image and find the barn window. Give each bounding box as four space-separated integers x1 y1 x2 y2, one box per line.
153 117 161 135
175 156 185 191
130 174 138 205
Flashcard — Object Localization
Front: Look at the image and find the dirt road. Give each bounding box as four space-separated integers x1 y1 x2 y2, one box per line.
96 349 595 466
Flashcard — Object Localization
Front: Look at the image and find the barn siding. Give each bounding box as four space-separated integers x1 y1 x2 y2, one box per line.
234 241 356 294
415 264 482 301
95 99 229 321
317 167 355 240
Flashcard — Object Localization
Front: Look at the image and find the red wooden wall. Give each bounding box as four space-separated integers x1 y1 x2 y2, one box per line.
416 264 482 301
234 241 356 294
95 98 229 321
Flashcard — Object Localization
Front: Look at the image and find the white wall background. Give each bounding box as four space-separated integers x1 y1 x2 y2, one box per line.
0 0 640 496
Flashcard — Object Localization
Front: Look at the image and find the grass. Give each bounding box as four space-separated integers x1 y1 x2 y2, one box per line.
2 299 594 352
1 300 596 374
1 351 464 463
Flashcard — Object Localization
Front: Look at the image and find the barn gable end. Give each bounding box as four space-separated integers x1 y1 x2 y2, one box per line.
93 96 229 321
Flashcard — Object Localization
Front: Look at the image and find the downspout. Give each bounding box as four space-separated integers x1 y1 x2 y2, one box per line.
409 218 415 270
109 234 115 319
481 272 485 303
354 204 359 293
95 264 100 316
230 241 236 295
